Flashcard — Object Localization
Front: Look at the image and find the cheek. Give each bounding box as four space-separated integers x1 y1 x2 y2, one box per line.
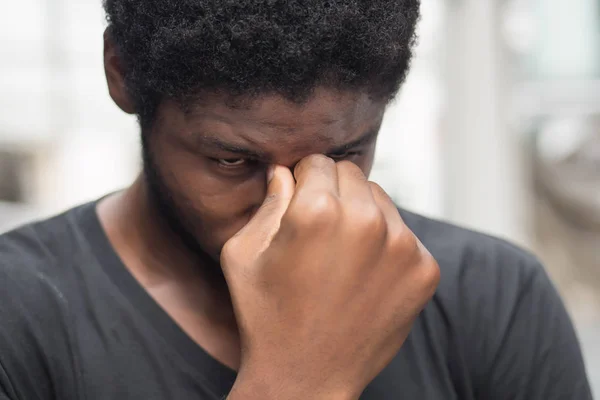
157 145 268 248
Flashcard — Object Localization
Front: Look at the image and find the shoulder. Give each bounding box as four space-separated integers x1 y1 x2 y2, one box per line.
0 206 84 298
0 207 88 398
399 208 552 353
1 220 64 308
399 208 544 300
0 202 96 280
0 204 96 334
400 209 594 398
0 207 85 337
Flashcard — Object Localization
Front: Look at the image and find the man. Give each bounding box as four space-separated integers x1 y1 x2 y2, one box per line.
0 0 592 399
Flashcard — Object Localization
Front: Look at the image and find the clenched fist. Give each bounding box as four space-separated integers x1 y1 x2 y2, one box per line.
222 155 440 400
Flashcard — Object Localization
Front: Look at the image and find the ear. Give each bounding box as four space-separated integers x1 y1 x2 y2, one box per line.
104 28 136 114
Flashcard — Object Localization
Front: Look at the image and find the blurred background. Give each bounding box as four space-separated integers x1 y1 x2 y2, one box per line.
1 0 599 395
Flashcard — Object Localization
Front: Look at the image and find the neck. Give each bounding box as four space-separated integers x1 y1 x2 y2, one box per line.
97 177 238 329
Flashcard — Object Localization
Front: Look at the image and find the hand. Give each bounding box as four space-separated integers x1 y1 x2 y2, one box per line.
222 155 440 400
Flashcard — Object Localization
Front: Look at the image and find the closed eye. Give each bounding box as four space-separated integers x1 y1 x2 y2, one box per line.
328 150 362 160
212 150 362 171
217 158 247 167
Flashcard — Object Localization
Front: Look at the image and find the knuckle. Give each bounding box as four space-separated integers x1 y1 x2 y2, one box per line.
391 255 440 312
307 153 335 166
337 160 366 178
369 181 385 194
369 181 391 202
415 255 441 297
220 239 241 266
295 154 334 175
305 192 341 221
353 205 387 234
286 192 341 228
389 227 419 255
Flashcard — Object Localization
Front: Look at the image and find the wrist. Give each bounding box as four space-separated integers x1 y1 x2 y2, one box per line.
228 365 357 400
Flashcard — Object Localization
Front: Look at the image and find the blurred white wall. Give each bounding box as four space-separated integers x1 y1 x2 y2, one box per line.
372 0 446 219
0 0 139 216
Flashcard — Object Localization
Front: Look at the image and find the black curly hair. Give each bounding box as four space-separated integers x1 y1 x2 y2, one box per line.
103 0 420 126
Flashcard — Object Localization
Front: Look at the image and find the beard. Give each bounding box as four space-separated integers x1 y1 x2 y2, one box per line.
141 134 226 283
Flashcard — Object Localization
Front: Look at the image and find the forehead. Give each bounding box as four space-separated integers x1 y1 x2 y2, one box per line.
178 88 386 152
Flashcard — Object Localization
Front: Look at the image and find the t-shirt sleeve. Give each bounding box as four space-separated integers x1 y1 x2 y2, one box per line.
0 232 81 400
0 361 17 400
470 257 593 399
398 210 593 398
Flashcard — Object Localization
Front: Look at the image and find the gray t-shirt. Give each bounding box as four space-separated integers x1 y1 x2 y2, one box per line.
0 201 593 399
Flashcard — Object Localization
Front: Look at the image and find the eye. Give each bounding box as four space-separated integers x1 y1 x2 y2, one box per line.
328 150 360 160
217 158 247 167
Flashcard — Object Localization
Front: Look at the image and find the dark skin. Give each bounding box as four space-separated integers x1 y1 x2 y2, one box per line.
144 89 383 262
102 34 382 366
101 34 439 399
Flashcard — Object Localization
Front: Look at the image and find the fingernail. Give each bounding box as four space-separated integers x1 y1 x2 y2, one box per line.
267 165 275 183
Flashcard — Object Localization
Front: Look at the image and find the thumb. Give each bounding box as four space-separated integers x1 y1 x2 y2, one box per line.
225 165 295 258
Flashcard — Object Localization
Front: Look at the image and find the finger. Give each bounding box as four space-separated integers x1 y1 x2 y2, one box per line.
292 154 339 199
368 182 429 255
337 161 374 206
228 165 295 253
369 182 405 232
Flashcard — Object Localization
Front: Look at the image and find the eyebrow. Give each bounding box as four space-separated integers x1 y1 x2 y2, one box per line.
327 128 379 154
195 136 268 159
193 127 380 159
